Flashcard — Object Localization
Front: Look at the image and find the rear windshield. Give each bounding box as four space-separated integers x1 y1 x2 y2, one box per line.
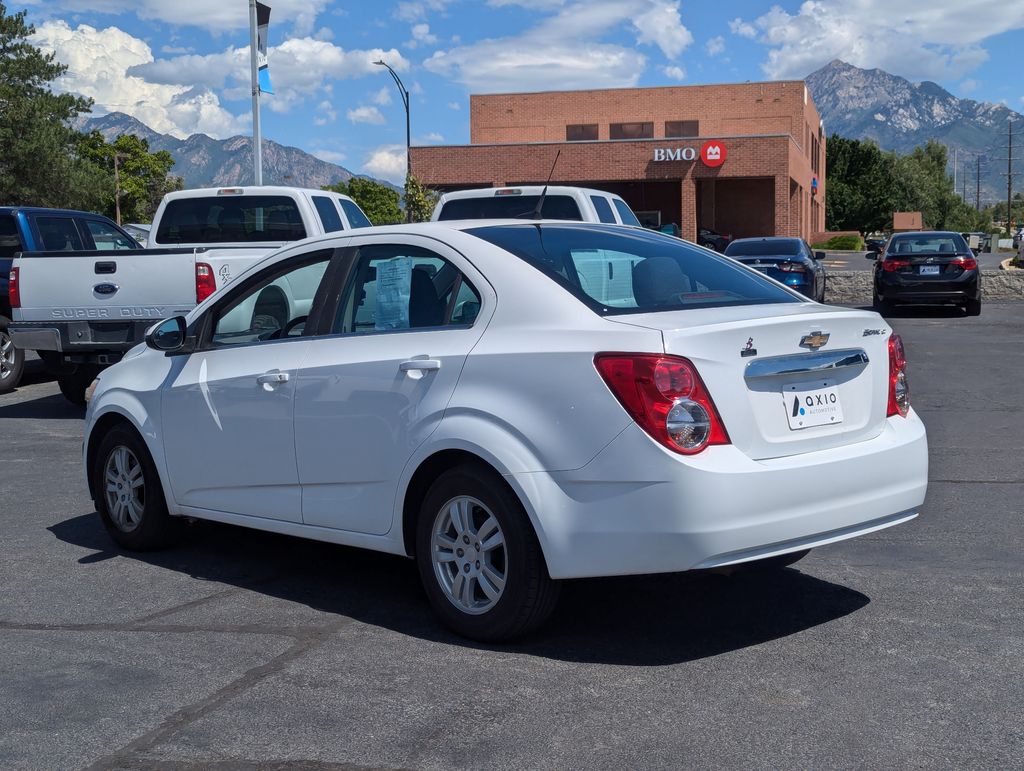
468 224 800 315
438 195 583 221
888 234 968 255
155 196 307 243
725 239 801 257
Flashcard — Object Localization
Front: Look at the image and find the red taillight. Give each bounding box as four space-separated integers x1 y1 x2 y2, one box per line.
8 267 19 309
955 256 978 270
594 353 729 454
195 262 216 303
882 259 910 272
887 334 910 418
777 261 806 273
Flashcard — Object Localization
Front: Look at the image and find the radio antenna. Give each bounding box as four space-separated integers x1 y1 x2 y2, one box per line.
531 149 561 220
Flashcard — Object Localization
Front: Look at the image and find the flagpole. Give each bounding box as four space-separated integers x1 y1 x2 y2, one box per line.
248 0 263 185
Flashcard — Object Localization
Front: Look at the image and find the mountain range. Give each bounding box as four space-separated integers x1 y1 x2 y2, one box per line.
74 112 368 190
806 60 1021 203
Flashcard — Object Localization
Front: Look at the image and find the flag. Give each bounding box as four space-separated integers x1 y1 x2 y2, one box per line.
256 2 273 94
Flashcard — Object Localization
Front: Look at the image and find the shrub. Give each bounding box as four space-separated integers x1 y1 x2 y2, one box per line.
811 234 864 250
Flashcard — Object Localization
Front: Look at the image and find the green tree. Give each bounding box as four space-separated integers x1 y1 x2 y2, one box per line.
403 174 438 223
78 131 182 223
0 3 101 209
824 136 902 232
324 176 402 225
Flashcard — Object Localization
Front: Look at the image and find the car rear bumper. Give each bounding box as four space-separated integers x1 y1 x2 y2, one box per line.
877 271 979 303
517 411 928 579
9 320 158 354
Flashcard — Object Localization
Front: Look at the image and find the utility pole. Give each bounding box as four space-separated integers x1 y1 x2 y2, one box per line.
248 0 263 185
976 155 981 211
1007 118 1013 237
113 152 125 226
953 147 958 196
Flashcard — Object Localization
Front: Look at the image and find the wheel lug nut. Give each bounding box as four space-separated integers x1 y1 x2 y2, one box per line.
456 548 464 558
475 560 480 569
463 564 470 573
463 535 470 544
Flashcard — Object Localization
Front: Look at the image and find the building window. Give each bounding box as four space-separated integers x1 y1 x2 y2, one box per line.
566 124 598 141
665 120 699 138
609 122 653 140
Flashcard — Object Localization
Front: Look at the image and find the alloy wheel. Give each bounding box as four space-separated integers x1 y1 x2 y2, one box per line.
431 496 507 615
103 446 146 532
0 330 13 381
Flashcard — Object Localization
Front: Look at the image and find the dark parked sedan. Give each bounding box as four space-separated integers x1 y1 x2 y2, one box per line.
724 237 826 302
697 227 732 252
871 231 980 315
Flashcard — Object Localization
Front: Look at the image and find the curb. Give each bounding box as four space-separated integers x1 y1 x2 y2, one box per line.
1001 257 1021 271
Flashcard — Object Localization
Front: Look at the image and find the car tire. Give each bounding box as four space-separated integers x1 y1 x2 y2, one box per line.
415 462 560 642
818 276 827 304
736 548 811 573
93 424 180 550
0 316 25 394
873 294 893 315
57 366 101 406
965 298 981 316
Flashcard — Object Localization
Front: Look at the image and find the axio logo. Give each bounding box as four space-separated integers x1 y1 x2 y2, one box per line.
701 140 727 167
653 147 697 162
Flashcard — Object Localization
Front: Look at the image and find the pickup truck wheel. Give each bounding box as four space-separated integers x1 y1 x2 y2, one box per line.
416 463 560 642
94 425 179 550
0 316 25 393
58 366 100 406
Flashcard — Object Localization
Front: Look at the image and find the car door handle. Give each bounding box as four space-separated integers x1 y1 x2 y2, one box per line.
256 372 290 385
399 358 441 372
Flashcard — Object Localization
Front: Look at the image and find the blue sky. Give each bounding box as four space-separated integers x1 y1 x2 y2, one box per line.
25 1 1024 183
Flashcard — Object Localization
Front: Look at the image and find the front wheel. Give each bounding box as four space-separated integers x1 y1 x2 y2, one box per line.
93 425 179 550
0 316 25 393
416 464 560 642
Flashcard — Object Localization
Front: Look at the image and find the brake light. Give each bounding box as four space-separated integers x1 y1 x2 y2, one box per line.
8 267 19 309
882 259 910 272
195 262 216 303
777 262 806 273
887 334 910 418
594 353 729 454
955 255 978 270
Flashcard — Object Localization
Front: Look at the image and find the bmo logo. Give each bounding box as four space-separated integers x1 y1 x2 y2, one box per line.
701 140 727 167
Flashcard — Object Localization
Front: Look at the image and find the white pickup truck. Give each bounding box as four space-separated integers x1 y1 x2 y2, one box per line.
9 186 371 403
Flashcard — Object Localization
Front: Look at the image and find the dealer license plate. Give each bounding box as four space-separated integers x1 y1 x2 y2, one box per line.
919 265 941 275
784 382 844 430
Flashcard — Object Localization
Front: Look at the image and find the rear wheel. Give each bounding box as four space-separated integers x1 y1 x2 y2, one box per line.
415 463 560 642
0 316 25 393
93 425 179 550
965 298 981 316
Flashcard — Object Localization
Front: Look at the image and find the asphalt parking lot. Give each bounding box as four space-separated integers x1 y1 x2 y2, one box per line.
1 304 1022 770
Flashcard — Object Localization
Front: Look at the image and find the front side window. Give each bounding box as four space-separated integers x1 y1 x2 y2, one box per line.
333 244 481 334
211 251 332 347
312 196 344 233
155 196 307 243
468 225 799 315
590 196 616 224
84 219 136 250
566 124 598 141
36 217 84 251
610 122 653 140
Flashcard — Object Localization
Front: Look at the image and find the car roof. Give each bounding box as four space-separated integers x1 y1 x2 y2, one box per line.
159 186 357 201
0 206 117 218
439 186 622 200
890 231 962 238
728 236 801 244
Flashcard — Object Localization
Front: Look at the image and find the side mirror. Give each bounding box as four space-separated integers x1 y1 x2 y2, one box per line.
146 316 187 352
814 251 826 261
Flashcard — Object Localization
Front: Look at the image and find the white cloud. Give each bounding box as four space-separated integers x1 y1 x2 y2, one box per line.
729 17 757 39
312 149 347 164
447 101 461 110
314 100 337 126
160 45 192 55
363 144 407 184
705 36 725 56
30 20 245 139
662 65 685 81
733 1 1024 81
372 87 393 105
424 1 690 92
22 0 331 33
959 79 979 95
410 23 438 46
347 105 386 125
418 132 445 143
395 0 452 23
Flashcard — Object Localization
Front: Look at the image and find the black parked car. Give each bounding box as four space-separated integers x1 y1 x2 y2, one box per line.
697 227 732 252
724 237 827 302
870 231 980 315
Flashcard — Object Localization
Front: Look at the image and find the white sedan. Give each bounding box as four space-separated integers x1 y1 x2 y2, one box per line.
84 222 928 641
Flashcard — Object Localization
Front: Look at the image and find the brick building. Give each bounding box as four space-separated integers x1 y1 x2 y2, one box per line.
409 80 826 242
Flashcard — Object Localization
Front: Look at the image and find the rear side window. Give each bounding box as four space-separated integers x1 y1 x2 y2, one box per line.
612 199 641 226
84 219 137 250
312 196 344 233
36 217 85 251
339 198 372 228
155 196 307 243
590 196 616 224
468 225 799 315
438 195 583 221
0 214 23 259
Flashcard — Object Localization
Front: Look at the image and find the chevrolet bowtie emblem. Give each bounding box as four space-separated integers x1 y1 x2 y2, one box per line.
800 331 830 350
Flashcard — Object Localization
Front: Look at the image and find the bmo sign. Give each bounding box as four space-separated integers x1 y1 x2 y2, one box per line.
653 140 728 167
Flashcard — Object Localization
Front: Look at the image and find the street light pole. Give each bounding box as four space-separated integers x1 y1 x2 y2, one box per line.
374 59 411 222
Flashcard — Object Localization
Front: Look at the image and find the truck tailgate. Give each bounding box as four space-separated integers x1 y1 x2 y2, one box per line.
13 249 198 322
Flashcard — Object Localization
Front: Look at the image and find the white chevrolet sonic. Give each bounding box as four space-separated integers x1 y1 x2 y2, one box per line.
84 222 928 641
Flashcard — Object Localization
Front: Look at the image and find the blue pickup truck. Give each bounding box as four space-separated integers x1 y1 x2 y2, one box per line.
1 207 139 393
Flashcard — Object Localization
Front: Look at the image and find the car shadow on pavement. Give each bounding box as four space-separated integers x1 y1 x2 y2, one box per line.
50 512 869 667
0 392 83 419
854 304 968 319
